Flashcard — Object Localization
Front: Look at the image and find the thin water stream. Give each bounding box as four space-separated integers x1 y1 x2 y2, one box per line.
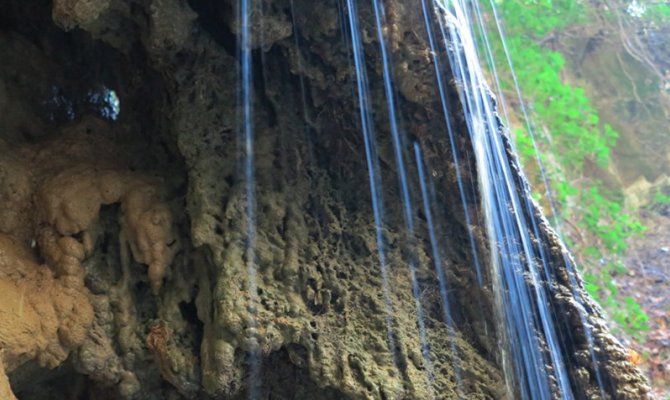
237 0 261 397
344 0 402 372
414 143 464 397
369 0 436 392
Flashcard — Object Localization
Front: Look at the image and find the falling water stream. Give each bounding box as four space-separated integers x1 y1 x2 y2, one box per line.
471 1 607 396
433 0 577 398
344 0 403 373
369 0 436 392
237 0 261 397
419 0 484 288
414 143 464 397
475 0 606 399
465 0 607 396
237 0 610 397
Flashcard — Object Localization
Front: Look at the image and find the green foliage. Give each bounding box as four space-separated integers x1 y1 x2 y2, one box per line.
493 0 585 37
581 186 646 253
584 270 649 341
652 187 670 205
494 31 617 177
482 0 649 338
642 3 670 24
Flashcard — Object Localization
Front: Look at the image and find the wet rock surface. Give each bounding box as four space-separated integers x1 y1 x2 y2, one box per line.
0 0 651 399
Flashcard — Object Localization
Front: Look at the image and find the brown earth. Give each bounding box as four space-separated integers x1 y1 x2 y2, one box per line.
622 204 670 398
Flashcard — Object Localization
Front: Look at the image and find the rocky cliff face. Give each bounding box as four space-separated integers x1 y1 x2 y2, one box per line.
0 0 652 399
